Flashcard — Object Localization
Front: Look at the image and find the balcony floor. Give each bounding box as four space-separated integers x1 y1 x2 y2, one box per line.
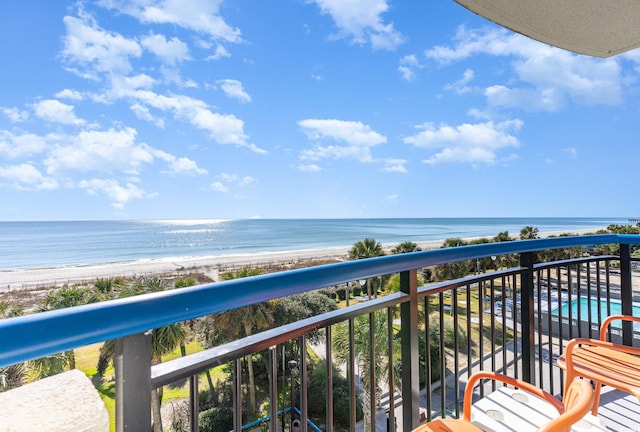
377 386 639 431
597 387 640 431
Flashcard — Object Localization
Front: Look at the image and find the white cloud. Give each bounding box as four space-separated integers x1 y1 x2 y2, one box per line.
122 90 263 152
444 69 475 95
311 0 404 50
182 79 198 88
100 0 242 42
190 106 258 151
141 33 190 65
58 11 257 153
130 103 165 127
55 89 84 100
404 120 522 166
211 173 254 193
211 181 228 193
167 157 208 175
1 107 29 123
0 131 49 159
297 164 321 172
1 126 202 207
153 150 208 175
426 26 623 110
78 178 155 208
381 158 407 173
398 54 422 81
44 128 153 175
206 45 231 61
563 147 578 159
33 99 85 126
219 173 238 183
299 119 386 146
42 127 205 179
238 176 254 186
385 194 399 202
62 14 142 76
0 164 59 190
298 118 387 163
217 79 251 103
485 85 566 112
112 74 157 94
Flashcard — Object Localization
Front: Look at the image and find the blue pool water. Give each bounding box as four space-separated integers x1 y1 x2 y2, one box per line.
557 297 640 319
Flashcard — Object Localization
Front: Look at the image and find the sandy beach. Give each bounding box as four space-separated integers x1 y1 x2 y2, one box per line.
0 228 602 292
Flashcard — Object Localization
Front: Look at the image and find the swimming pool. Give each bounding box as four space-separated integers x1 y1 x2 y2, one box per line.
555 297 640 318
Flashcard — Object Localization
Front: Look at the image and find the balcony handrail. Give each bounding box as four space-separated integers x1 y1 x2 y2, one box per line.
151 291 407 387
0 233 632 369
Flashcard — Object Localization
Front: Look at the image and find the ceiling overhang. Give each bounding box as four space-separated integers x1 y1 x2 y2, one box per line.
454 0 640 57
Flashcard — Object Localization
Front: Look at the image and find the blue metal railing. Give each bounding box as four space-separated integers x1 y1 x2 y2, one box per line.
0 234 627 368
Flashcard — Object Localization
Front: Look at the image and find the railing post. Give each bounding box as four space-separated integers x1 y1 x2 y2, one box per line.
400 269 419 429
620 243 633 346
520 252 536 384
233 359 242 432
269 346 278 432
325 328 334 432
348 318 357 431
189 375 199 432
115 331 152 432
300 336 308 432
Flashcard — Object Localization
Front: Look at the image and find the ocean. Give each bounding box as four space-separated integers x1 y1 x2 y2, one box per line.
0 217 629 271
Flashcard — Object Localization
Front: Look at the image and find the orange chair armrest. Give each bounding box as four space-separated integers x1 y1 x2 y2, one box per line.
600 314 640 341
462 371 563 422
539 379 593 432
566 337 640 358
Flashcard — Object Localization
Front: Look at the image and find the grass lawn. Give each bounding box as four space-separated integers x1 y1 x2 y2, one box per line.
75 340 228 431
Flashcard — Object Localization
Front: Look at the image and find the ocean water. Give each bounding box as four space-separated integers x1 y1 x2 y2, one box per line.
0 217 628 270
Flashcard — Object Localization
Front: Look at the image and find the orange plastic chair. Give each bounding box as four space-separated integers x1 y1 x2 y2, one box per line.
412 371 594 432
557 314 640 414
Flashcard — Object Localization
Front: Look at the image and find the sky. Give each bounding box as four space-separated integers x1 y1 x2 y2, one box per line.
0 1 639 221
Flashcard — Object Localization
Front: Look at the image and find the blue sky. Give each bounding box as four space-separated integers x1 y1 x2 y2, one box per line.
0 1 638 221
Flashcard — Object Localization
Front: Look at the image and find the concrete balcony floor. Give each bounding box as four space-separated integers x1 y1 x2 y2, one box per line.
374 386 639 431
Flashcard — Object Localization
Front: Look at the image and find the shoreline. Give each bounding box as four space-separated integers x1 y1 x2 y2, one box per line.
0 228 602 292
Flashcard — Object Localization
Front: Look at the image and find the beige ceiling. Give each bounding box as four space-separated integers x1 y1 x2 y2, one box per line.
454 0 640 57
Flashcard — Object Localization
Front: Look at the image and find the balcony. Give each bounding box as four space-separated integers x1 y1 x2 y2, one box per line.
1 234 639 431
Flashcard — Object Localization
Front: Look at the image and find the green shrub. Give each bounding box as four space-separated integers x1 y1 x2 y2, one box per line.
306 359 363 427
199 406 234 432
429 314 467 350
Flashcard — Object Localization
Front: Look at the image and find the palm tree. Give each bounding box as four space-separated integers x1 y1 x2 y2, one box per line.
96 323 186 432
40 285 102 311
0 303 26 391
382 273 425 296
391 241 421 254
39 285 101 369
491 231 518 272
433 238 469 281
349 238 385 298
349 237 385 260
30 351 75 379
94 277 187 432
520 226 539 240
214 302 272 416
151 324 187 432
493 231 513 242
333 310 394 430
94 277 126 295
0 363 26 392
213 267 274 415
